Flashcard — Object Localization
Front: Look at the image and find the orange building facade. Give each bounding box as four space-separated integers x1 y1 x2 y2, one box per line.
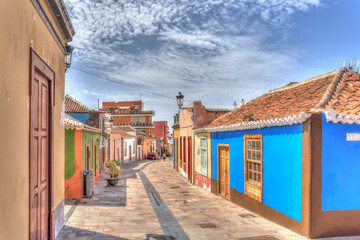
102 100 155 136
153 121 169 144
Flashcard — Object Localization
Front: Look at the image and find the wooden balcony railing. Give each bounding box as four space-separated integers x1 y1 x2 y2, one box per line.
108 110 154 115
113 122 154 127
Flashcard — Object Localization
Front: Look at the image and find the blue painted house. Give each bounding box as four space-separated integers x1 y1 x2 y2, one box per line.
65 94 95 123
197 68 360 238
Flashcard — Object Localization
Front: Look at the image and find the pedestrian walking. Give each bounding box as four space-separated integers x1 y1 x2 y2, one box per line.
163 152 166 161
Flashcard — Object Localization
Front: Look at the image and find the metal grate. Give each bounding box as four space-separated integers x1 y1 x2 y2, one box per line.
238 236 279 240
199 223 217 229
239 214 256 218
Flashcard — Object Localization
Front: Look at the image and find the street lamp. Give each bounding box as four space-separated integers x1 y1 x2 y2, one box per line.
176 92 184 109
176 92 193 112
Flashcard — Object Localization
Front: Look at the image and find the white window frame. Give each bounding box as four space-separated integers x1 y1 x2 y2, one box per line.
200 136 207 177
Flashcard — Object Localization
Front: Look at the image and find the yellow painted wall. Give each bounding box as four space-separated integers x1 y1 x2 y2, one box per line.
0 0 68 238
179 102 194 137
194 132 212 177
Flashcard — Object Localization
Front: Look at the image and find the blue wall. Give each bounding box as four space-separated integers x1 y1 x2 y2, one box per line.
212 124 303 222
67 113 91 124
322 114 360 211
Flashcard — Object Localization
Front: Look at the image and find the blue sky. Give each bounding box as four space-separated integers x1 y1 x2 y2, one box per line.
64 0 360 125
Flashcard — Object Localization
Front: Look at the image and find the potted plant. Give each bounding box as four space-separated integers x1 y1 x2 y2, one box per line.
106 161 121 186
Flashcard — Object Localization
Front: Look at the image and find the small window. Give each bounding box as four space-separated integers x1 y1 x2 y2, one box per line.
244 135 262 202
200 136 207 176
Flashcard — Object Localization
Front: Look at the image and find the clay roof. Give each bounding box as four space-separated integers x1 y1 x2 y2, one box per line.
116 125 136 132
324 71 360 115
65 95 95 113
201 68 360 131
111 127 136 139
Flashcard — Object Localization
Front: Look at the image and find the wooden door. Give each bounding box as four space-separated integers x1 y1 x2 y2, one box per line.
179 137 182 169
183 137 186 172
129 145 132 160
218 145 230 199
94 145 97 176
30 69 50 240
121 138 124 163
85 145 90 170
188 136 192 181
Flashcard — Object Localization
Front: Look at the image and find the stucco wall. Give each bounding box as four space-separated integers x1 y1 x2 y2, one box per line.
0 0 67 238
212 124 303 222
124 138 136 162
322 114 360 211
65 129 83 199
82 131 100 175
179 102 194 137
65 129 76 179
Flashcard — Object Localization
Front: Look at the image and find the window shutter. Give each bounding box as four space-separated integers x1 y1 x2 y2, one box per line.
200 136 207 176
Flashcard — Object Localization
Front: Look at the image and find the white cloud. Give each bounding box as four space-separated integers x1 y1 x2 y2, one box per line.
65 0 323 123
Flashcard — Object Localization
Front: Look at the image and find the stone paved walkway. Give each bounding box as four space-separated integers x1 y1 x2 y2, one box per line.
57 159 360 240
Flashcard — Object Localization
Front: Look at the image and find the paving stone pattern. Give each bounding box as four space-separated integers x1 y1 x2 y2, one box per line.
58 159 360 240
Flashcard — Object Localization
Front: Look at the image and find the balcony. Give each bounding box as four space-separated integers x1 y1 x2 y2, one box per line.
109 110 155 116
113 122 155 128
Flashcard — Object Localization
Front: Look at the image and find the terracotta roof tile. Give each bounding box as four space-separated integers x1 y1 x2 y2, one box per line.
65 95 95 113
204 68 360 130
325 71 360 116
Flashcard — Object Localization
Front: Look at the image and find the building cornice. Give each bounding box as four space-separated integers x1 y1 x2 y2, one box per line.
44 0 75 42
32 0 75 55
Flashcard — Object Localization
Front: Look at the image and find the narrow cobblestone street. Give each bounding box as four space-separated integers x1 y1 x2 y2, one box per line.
57 159 310 240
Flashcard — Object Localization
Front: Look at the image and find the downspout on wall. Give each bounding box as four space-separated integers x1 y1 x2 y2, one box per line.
192 101 197 184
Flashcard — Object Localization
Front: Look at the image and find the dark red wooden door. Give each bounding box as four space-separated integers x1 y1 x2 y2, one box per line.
179 137 182 169
183 137 186 172
129 145 131 160
188 136 192 181
30 70 50 240
86 145 90 170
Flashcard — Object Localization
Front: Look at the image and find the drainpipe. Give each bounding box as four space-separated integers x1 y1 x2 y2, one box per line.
192 102 196 184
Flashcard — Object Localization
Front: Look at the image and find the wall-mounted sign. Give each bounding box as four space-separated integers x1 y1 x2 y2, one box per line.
346 133 360 141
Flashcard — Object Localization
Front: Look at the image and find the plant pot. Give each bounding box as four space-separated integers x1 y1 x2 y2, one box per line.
106 178 120 186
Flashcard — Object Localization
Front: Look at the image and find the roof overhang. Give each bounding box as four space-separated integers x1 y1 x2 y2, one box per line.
195 112 312 133
44 0 75 42
325 109 360 124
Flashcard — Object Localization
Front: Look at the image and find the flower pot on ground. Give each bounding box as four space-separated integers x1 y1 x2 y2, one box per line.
106 161 121 186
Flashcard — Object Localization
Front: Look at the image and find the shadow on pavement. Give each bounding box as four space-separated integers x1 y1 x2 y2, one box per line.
57 225 130 240
66 160 156 208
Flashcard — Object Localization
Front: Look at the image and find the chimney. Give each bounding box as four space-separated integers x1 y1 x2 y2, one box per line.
241 98 246 106
233 102 237 109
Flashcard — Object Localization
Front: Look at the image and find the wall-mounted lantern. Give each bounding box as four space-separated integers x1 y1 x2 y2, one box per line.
65 44 74 72
176 92 193 112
